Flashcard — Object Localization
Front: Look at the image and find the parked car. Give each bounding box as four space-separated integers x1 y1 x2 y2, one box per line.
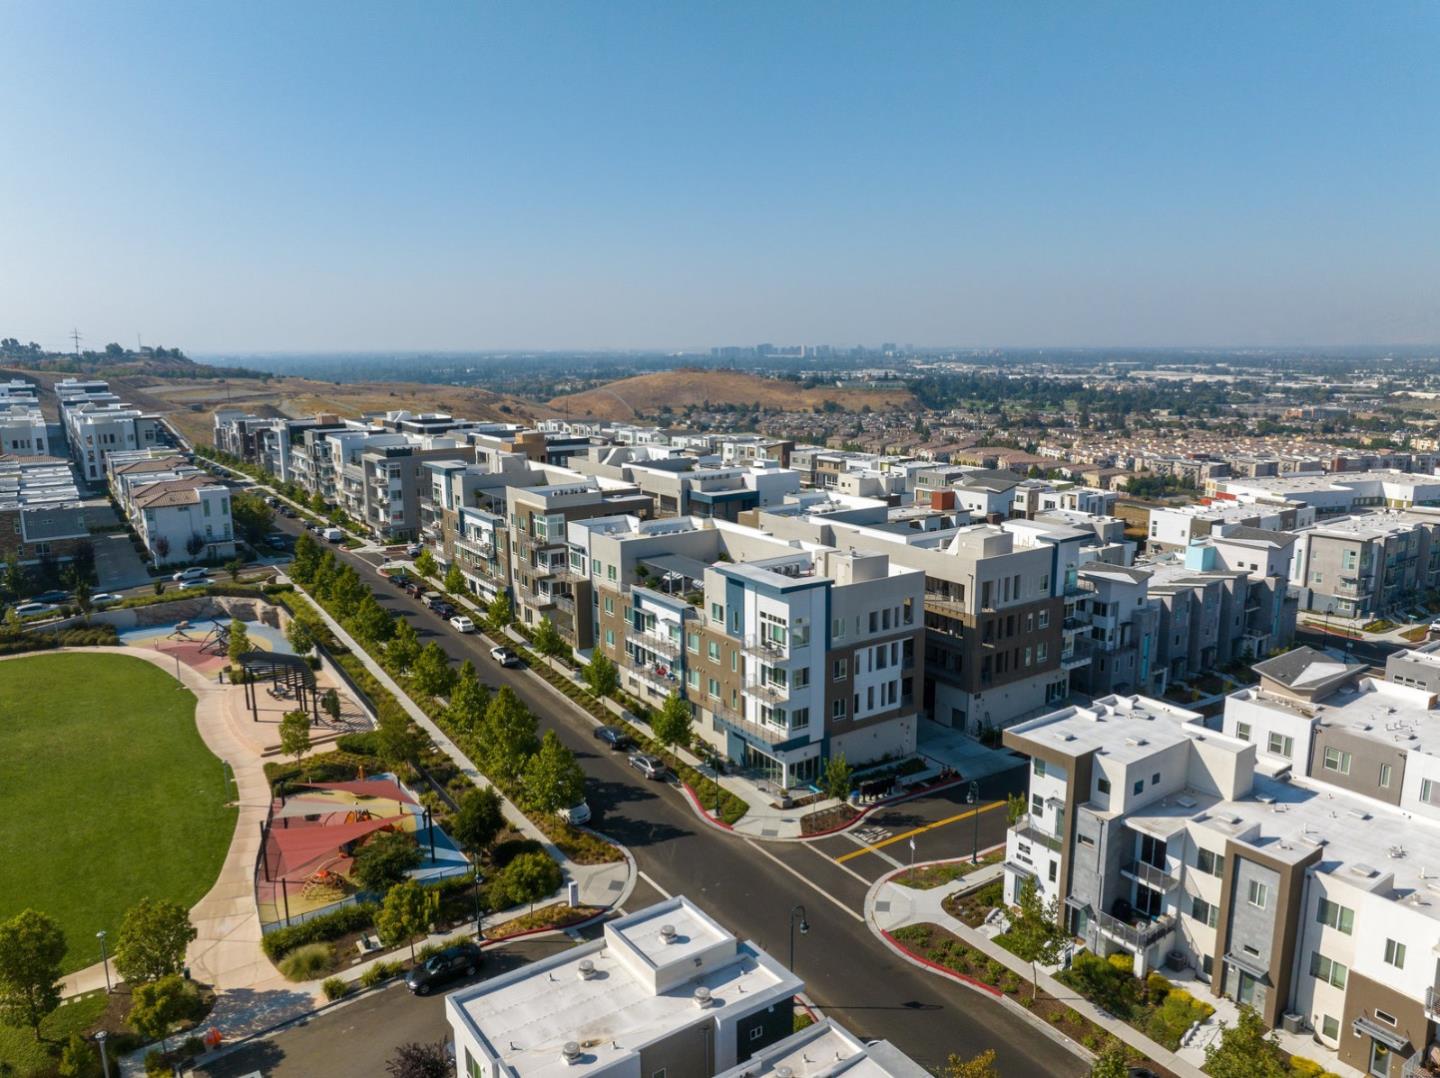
449 614 475 633
434 604 457 620
389 572 410 589
593 726 633 751
404 581 425 598
627 753 665 780
421 591 446 609
321 527 344 543
172 567 209 582
32 590 69 604
266 534 289 550
404 942 482 996
405 543 423 557
177 578 211 590
558 800 592 826
90 592 123 606
280 506 297 518
490 645 520 667
12 602 55 616
1430 619 1440 634
265 496 279 507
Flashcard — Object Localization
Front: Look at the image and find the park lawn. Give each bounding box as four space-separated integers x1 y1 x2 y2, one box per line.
0 990 107 1076
0 653 236 973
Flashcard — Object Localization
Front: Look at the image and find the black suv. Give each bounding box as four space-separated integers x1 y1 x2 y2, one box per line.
592 725 634 751
404 942 482 995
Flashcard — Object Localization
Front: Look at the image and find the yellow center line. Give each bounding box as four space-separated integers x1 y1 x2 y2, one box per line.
836 800 1006 862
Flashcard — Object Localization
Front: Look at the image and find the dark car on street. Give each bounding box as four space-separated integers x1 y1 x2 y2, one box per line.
404 942 482 995
593 725 634 751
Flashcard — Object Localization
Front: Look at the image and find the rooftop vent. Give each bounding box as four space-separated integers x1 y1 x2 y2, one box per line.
776 1068 794 1078
1125 737 1149 747
577 959 596 980
1257 794 1275 805
1348 809 1371 821
1176 795 1198 809
694 987 714 1009
1350 863 1379 879
1389 846 1407 860
660 924 677 944
562 1042 582 1066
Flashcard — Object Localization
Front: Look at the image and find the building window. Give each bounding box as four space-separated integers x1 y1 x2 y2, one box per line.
832 698 846 720
1310 951 1347 989
1235 722 1251 742
1379 763 1393 789
604 596 614 615
707 641 720 662
1423 778 1438 804
711 602 723 622
1038 610 1050 629
707 678 719 699
1375 1008 1397 1027
1247 880 1268 909
1322 747 1352 775
1097 777 1111 794
1316 899 1353 934
1383 939 1406 969
1267 733 1294 758
832 658 848 681
1034 759 1046 779
1151 772 1160 786
1189 895 1218 928
604 629 614 647
1132 779 1143 795
1321 1015 1339 1041
686 632 699 653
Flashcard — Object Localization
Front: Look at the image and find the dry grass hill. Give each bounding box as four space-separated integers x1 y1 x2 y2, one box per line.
547 368 917 421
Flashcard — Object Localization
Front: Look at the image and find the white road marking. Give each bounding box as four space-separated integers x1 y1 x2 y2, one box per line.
801 841 877 884
742 839 864 923
637 870 672 900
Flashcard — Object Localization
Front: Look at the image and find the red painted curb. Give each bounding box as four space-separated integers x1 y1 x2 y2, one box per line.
682 783 735 829
881 930 1002 997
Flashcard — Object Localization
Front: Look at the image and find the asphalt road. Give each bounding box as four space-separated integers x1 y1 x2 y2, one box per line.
1295 626 1404 667
227 510 1082 1076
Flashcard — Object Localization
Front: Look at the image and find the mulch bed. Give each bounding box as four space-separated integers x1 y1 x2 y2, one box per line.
800 802 860 835
486 903 605 941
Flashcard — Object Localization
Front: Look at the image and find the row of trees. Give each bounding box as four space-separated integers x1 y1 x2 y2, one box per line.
0 899 196 1044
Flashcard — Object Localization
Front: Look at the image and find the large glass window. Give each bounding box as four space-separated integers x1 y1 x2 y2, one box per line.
1316 898 1354 934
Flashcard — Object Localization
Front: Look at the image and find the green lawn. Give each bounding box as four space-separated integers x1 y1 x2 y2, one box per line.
0 990 107 1076
0 653 236 973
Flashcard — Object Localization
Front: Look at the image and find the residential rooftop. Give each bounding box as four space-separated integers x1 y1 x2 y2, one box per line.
1006 694 1205 766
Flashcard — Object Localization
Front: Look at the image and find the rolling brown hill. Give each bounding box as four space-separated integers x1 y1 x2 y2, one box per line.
547 368 917 421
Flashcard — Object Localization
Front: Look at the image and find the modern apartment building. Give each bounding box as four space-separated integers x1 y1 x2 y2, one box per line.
1003 647 1440 1078
571 446 802 521
62 400 165 483
1214 470 1440 518
0 399 52 457
1146 500 1315 553
0 458 89 572
108 450 236 566
1289 510 1440 619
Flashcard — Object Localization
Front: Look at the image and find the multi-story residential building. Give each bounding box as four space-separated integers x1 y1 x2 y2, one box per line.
108 450 235 566
1146 500 1314 553
0 458 89 572
1214 470 1440 518
347 439 470 542
0 378 39 404
53 377 121 410
446 897 805 1078
0 400 51 457
571 446 802 521
1386 640 1440 694
1289 510 1440 619
1005 649 1440 1078
62 401 165 482
212 411 347 483
574 515 925 785
1070 563 1164 698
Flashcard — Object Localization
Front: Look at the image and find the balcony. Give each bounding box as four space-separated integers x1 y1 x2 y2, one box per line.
1061 638 1094 671
1121 860 1180 892
635 630 681 659
924 591 968 616
747 678 791 704
454 536 496 562
1425 985 1440 1022
553 593 576 615
620 650 679 686
708 701 795 746
1096 910 1175 950
1013 814 1063 854
743 634 791 662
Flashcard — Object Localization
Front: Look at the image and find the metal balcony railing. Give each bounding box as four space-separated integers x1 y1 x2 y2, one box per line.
634 630 681 658
1013 814 1063 853
1424 984 1440 1022
1121 860 1180 892
747 678 791 704
743 634 791 661
1096 910 1174 950
707 700 795 746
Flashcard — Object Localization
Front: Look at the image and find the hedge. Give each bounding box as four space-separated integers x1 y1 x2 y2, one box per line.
261 902 378 960
0 624 120 656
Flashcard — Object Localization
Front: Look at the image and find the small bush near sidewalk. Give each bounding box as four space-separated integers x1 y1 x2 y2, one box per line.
322 976 350 1001
262 902 378 960
486 903 604 941
1054 952 1214 1052
279 942 335 981
893 853 1002 890
942 879 1004 926
1362 618 1396 633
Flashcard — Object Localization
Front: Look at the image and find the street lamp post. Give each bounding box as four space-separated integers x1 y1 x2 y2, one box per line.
788 904 809 972
472 873 486 940
96 1030 111 1078
97 930 111 993
968 781 980 864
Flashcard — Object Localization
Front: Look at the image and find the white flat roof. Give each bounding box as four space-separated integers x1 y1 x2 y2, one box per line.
1008 695 1204 765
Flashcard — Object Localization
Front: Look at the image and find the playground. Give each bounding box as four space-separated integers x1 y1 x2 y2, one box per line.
256 774 469 928
0 652 236 972
119 614 292 677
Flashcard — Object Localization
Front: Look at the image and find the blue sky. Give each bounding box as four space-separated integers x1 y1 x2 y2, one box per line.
1 1 1436 352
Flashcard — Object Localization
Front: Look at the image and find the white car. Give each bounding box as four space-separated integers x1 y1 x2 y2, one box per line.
90 592 123 606
449 615 475 634
1430 620 1440 634
177 578 211 590
490 645 520 667
558 801 592 826
172 566 209 582
12 602 55 616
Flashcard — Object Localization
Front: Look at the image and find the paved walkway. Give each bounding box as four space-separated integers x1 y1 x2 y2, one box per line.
866 861 1208 1078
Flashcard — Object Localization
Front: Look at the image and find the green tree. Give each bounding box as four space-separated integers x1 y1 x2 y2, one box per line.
230 492 276 545
113 897 197 984
410 641 456 698
126 973 189 1052
227 618 251 663
353 832 422 894
0 909 65 1040
328 565 367 620
2 560 26 600
376 714 424 771
822 753 853 802
443 562 465 594
352 592 395 644
1006 791 1026 827
376 879 431 961
944 1049 999 1078
1202 1005 1287 1078
224 556 245 582
385 1040 451 1078
532 616 566 660
1088 1039 1130 1078
386 619 420 674
486 591 512 632
291 531 321 582
523 731 586 814
479 687 538 786
413 548 438 579
321 688 342 724
452 786 505 858
286 611 318 655
584 652 618 697
280 710 312 776
447 661 488 730
58 1031 99 1076
1006 877 1066 1000
72 579 94 623
490 851 560 913
651 692 693 768
308 491 328 515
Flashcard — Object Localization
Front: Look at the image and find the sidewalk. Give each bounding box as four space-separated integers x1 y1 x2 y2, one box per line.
866 862 1208 1078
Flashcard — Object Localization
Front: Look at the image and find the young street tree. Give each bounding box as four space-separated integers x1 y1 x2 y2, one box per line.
443 562 465 594
385 1041 452 1078
1088 1039 1130 1078
447 661 488 730
491 851 560 914
285 612 318 656
376 714 424 772
230 492 276 545
413 548 438 579
352 592 395 644
280 710 312 776
0 909 66 1040
944 1049 1000 1078
651 692 693 768
127 973 190 1052
113 898 197 984
524 731 586 815
532 616 566 660
387 618 421 674
584 652 618 698
227 618 251 663
1006 877 1066 1000
822 753 853 803
410 641 456 698
321 688 342 725
480 687 538 786
376 879 430 961
1203 1005 1287 1078
486 591 512 632
451 786 505 858
291 531 320 581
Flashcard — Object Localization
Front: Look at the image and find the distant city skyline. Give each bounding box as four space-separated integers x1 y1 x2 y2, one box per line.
2 1 1437 353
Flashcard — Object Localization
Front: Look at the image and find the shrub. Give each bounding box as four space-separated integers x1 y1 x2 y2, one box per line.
261 902 377 960
144 1050 168 1076
322 976 350 1001
336 731 382 756
1106 952 1134 976
279 942 333 981
1146 971 1173 1000
359 964 387 988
